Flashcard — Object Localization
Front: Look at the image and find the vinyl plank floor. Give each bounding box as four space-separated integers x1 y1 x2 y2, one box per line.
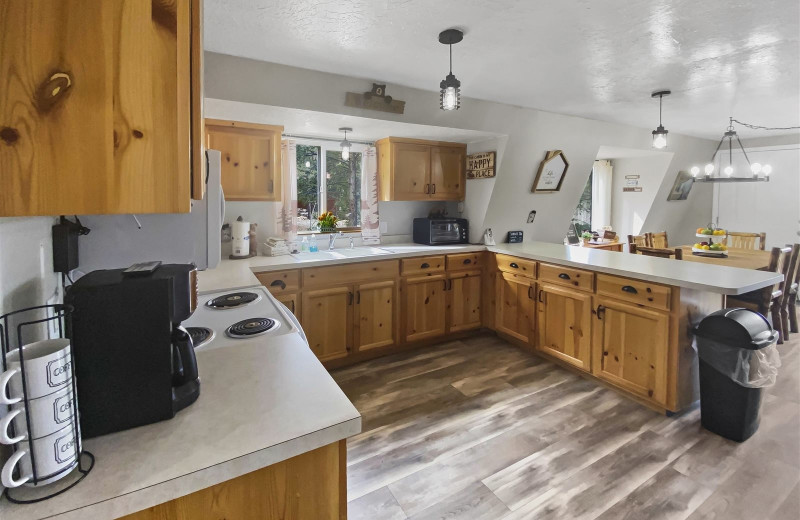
334 330 800 520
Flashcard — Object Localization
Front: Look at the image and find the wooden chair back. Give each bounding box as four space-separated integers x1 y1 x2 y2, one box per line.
627 234 648 249
779 244 800 309
754 246 793 311
647 231 669 248
630 245 683 260
726 231 766 250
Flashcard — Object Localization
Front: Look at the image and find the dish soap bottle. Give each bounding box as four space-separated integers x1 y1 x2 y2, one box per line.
300 236 309 252
309 234 319 252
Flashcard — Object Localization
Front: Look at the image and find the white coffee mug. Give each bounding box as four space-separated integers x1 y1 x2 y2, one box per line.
1 423 80 488
0 385 76 443
0 338 72 403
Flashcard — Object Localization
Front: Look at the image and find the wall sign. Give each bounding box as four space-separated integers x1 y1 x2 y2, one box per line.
622 187 643 192
345 83 406 114
532 150 569 193
466 151 496 179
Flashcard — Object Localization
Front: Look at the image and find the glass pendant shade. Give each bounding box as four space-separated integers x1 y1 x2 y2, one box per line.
340 140 350 160
652 127 668 149
440 74 461 111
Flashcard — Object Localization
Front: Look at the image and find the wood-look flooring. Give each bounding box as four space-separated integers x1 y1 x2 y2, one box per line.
332 331 800 520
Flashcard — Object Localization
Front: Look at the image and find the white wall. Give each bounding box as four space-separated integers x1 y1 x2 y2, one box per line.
205 52 717 246
712 142 800 249
609 154 674 239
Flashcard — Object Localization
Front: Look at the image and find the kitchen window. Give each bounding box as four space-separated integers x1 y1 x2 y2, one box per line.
296 141 364 232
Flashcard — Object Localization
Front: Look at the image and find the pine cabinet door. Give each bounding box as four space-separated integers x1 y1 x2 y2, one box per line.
447 271 482 333
430 146 466 200
276 292 300 317
536 283 592 371
592 297 670 404
403 274 447 342
495 272 535 344
206 121 282 201
302 286 353 362
355 280 396 351
392 143 431 200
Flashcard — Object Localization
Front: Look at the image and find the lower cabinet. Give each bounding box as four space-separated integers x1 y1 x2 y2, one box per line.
592 296 670 405
275 292 299 316
535 283 592 371
403 274 447 342
447 270 482 333
302 286 353 362
354 280 397 352
495 272 535 344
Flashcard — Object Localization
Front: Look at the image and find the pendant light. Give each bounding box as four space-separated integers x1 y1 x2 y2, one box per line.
339 127 352 160
438 29 463 111
651 90 670 149
692 117 772 183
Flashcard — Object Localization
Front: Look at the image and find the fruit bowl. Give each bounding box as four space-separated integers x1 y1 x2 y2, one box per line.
692 246 728 257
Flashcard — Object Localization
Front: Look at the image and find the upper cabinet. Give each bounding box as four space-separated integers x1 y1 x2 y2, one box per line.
0 0 203 217
376 137 466 201
205 120 283 202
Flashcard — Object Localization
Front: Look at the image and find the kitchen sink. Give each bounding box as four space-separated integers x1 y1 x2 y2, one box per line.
379 245 468 254
291 247 391 261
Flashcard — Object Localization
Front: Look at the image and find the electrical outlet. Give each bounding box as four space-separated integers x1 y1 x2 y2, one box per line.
527 210 537 224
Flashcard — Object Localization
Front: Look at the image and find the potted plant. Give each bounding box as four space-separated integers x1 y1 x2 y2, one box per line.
580 231 593 245
318 211 338 232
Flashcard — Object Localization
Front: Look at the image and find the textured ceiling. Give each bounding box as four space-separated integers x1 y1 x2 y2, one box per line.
205 0 800 139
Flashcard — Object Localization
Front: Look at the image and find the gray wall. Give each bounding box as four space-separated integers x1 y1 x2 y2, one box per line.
205 52 716 246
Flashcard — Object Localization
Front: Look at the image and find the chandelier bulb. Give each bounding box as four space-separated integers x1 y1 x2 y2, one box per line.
724 165 733 176
762 164 772 176
690 166 700 177
704 163 715 175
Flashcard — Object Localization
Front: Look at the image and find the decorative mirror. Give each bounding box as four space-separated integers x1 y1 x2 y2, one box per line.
532 150 569 193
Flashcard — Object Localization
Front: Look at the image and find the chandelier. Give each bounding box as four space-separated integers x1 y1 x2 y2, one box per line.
691 118 771 183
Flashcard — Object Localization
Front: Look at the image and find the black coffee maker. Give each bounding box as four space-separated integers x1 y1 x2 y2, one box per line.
66 264 200 438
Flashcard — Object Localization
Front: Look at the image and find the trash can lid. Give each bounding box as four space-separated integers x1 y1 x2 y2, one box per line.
694 308 777 350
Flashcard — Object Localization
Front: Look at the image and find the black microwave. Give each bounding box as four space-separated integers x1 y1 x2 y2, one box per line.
413 218 469 245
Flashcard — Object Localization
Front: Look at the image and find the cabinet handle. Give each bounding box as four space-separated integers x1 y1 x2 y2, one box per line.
538 289 545 303
269 180 274 193
290 300 295 313
558 273 571 280
510 262 519 269
527 286 533 299
596 305 605 319
463 258 472 265
431 183 436 194
424 184 430 194
348 292 353 305
621 285 638 294
420 262 430 269
356 290 361 304
270 280 286 290
443 279 448 291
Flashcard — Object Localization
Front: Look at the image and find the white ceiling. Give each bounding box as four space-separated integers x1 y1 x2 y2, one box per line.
204 0 800 140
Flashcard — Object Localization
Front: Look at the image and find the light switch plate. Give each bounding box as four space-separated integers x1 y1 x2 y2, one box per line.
527 210 537 223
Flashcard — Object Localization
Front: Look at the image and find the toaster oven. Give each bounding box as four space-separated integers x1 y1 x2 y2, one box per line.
413 218 469 245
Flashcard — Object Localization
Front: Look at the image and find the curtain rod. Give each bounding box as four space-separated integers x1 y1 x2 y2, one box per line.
282 133 374 146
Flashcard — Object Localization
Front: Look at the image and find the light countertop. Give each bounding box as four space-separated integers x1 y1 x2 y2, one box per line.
199 242 781 296
1 333 361 520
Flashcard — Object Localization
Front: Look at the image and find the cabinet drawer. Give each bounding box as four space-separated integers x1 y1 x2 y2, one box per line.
495 254 537 278
446 252 483 271
255 270 300 294
303 260 399 288
596 274 671 311
401 256 445 276
539 263 594 292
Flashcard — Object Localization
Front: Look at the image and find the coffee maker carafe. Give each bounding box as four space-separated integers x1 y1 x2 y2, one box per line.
66 264 200 438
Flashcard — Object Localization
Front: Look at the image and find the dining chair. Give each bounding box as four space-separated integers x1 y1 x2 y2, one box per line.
726 231 767 250
779 243 800 336
727 246 792 344
647 231 669 248
627 234 649 252
630 245 683 259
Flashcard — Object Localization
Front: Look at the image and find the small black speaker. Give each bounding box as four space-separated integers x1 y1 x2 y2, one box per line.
52 222 80 273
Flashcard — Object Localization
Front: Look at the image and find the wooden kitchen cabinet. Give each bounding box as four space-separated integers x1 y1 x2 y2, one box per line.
536 283 592 371
276 292 300 316
403 274 447 342
592 296 670 405
447 270 482 333
0 0 202 216
495 272 535 344
355 280 397 351
205 119 283 201
376 137 467 201
302 286 353 362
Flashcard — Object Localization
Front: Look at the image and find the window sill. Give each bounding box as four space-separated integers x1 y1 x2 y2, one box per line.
297 228 361 235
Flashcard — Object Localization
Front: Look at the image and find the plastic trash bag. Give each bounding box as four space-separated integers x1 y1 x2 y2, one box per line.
697 338 782 388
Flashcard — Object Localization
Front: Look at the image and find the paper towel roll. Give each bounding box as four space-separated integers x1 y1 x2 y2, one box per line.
232 218 250 257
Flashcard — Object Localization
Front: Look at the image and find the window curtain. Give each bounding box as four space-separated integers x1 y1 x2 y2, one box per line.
591 159 613 231
360 146 381 244
275 140 298 241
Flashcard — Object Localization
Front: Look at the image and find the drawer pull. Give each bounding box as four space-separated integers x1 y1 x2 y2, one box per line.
596 305 605 319
270 280 286 290
463 258 472 265
424 184 430 194
621 285 638 294
558 273 571 280
420 262 430 269
510 262 519 269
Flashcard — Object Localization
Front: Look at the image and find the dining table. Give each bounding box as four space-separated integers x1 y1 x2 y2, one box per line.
678 245 773 271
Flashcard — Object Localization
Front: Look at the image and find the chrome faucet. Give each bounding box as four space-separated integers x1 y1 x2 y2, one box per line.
349 237 355 249
328 231 345 250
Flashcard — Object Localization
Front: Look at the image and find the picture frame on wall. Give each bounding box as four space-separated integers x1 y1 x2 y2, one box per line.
667 170 694 201
532 150 569 193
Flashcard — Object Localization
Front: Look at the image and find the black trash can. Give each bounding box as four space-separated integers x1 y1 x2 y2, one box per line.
694 308 781 442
